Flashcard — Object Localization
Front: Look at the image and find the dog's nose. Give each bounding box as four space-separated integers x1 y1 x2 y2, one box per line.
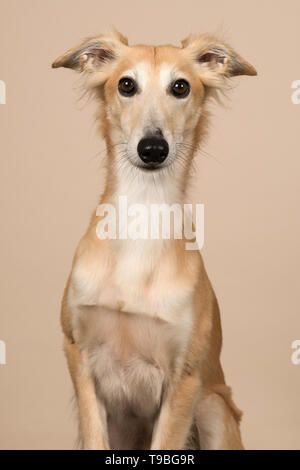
137 137 169 165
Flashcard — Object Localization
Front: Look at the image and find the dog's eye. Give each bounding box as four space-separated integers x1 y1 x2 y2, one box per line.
171 79 190 98
118 77 137 97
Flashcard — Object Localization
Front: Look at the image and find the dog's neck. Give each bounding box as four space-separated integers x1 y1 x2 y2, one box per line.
93 142 198 256
100 148 192 208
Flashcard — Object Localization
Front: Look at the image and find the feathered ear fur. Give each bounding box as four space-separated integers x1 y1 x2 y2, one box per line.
182 34 257 88
52 30 128 74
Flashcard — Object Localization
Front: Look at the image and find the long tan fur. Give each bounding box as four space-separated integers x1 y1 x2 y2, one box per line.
53 30 256 450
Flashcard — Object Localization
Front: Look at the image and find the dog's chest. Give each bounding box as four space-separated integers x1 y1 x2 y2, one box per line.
69 239 194 417
72 238 194 323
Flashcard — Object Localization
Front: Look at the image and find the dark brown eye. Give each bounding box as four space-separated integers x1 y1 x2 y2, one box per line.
171 79 190 98
118 77 137 96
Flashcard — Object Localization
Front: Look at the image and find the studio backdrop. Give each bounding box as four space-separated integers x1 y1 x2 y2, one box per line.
0 0 299 450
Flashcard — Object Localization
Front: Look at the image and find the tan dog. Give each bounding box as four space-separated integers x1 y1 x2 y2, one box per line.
53 31 256 450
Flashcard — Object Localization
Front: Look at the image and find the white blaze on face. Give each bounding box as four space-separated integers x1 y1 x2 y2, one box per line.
159 63 176 90
118 62 153 163
159 63 192 146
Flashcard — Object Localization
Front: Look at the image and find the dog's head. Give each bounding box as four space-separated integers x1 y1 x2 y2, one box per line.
53 31 256 173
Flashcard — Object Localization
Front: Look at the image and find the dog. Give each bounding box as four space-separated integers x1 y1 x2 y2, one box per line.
52 30 256 450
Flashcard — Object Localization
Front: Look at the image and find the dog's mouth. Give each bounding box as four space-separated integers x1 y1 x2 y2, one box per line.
132 161 168 173
138 164 165 172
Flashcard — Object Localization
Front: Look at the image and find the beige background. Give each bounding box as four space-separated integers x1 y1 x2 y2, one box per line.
0 0 299 450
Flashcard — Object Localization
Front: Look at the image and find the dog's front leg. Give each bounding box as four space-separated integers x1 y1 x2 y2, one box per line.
151 372 200 450
63 336 110 450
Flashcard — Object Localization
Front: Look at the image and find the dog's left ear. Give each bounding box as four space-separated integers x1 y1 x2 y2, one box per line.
182 34 257 87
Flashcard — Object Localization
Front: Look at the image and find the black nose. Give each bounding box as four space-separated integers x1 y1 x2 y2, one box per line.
137 137 169 165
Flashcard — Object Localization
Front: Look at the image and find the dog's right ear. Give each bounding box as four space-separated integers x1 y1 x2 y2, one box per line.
52 31 128 73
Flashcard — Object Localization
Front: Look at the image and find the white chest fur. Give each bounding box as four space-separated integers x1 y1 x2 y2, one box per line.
68 237 194 419
71 237 194 323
